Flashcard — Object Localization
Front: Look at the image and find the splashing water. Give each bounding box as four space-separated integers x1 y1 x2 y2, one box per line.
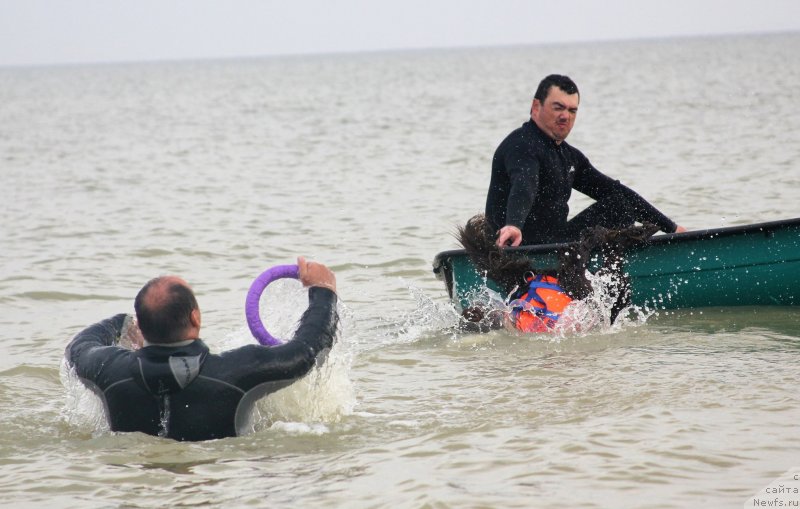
369 279 462 347
557 265 656 337
396 283 462 341
226 279 357 431
59 360 110 436
253 347 356 433
449 265 657 343
215 280 358 434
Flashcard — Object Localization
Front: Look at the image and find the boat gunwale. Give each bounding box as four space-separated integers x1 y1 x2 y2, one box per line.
432 216 800 276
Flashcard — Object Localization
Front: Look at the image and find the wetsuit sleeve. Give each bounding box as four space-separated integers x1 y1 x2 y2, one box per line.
64 313 128 379
573 154 678 233
225 286 338 389
504 143 541 230
290 286 338 351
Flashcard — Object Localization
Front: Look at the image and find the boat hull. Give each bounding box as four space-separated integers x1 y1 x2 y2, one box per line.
433 218 800 311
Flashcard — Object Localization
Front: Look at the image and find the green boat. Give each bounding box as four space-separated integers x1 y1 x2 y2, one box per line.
433 217 800 312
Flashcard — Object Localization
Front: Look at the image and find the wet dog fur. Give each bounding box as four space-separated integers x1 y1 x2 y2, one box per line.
456 215 659 332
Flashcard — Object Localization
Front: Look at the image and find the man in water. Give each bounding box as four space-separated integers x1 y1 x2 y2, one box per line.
486 74 686 247
64 257 338 441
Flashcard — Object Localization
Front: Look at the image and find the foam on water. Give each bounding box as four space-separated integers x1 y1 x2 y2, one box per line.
268 421 330 435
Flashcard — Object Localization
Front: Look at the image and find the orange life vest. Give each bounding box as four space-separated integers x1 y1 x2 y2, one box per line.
509 274 572 333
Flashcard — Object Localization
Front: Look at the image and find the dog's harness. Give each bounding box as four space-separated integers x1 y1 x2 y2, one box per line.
508 273 572 332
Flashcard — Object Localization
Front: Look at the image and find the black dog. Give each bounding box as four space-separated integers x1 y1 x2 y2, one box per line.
456 214 659 332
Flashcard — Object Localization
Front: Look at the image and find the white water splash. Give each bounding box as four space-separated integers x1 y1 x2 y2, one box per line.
397 284 462 340
59 360 110 435
253 346 356 431
555 266 656 338
369 279 462 347
452 265 657 343
268 421 330 435
220 282 357 434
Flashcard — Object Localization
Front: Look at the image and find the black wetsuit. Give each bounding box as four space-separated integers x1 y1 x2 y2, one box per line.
64 287 337 441
485 120 677 245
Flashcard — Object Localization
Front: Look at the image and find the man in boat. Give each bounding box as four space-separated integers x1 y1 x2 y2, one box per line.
64 257 337 441
486 74 686 248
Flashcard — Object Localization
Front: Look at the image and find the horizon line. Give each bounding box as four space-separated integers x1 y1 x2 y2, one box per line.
1 28 796 70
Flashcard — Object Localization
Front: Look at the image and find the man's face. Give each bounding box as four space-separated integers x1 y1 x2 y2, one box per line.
531 86 579 143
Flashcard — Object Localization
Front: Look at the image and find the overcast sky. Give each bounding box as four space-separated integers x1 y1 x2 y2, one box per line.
1 0 798 67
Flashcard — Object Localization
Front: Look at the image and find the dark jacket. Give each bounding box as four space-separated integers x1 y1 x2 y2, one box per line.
485 120 676 244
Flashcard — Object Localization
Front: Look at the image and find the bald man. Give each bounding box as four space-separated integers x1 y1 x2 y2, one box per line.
64 257 338 441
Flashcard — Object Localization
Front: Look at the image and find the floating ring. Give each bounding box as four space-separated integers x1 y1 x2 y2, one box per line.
245 264 299 346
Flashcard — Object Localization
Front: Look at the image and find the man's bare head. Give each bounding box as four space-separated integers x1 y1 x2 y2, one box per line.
134 276 200 344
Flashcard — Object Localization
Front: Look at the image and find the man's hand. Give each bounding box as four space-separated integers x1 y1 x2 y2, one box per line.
297 256 337 293
674 225 688 233
495 225 522 247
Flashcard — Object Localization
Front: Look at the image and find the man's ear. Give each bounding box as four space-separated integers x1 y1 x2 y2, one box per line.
190 308 201 328
530 98 541 119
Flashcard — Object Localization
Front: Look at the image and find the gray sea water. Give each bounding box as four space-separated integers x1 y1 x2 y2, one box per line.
1 33 800 508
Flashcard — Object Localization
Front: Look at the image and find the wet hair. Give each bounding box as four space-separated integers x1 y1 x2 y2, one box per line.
534 74 579 103
134 277 199 344
456 214 659 326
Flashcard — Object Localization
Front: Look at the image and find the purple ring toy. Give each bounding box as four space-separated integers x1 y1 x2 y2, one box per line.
245 264 300 346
